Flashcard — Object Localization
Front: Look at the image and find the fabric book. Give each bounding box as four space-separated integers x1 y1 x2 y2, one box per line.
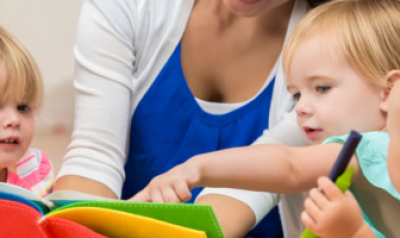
0 182 225 238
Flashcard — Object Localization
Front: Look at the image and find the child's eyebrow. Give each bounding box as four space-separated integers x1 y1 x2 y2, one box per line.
286 75 335 91
306 75 335 82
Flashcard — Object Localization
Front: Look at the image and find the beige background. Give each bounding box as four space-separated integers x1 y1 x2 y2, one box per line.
0 0 84 172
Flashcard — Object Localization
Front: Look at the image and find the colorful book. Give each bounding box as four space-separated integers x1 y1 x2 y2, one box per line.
0 182 225 238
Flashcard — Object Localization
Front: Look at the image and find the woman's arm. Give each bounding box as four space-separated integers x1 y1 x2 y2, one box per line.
54 0 138 198
197 194 256 238
55 176 118 198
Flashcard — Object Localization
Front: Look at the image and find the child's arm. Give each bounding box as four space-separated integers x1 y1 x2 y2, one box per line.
387 81 400 193
131 143 360 203
302 177 376 238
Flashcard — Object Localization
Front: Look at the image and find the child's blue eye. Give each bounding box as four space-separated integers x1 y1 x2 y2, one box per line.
292 93 301 102
316 86 331 93
17 105 31 112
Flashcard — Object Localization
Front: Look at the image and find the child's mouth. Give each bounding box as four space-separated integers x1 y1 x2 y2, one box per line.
0 138 20 149
0 139 18 144
303 127 322 139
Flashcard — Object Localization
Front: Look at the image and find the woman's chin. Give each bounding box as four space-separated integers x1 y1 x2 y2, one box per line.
223 0 264 17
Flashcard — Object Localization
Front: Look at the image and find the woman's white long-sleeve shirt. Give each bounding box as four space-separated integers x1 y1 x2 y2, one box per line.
57 0 310 237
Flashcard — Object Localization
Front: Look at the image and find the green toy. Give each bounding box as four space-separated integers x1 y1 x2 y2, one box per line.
300 167 355 238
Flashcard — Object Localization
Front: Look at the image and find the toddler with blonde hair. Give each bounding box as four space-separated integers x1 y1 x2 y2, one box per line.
0 26 53 197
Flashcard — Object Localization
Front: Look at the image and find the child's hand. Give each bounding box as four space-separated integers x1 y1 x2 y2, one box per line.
301 177 366 238
129 159 202 203
387 81 400 139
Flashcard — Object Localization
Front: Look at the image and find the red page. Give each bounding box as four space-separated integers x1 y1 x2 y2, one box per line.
0 199 107 238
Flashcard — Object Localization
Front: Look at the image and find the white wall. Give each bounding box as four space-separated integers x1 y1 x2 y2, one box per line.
0 0 83 131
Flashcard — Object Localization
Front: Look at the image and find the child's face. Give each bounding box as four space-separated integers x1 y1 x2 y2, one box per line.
287 37 387 145
0 61 35 168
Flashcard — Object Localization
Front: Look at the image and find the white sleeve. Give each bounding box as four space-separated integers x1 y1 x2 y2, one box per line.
198 109 309 226
56 0 138 198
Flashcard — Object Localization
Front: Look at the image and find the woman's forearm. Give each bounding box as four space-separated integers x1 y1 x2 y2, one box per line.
54 175 118 199
196 194 256 238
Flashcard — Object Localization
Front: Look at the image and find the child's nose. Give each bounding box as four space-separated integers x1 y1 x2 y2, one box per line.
1 108 20 128
295 98 313 117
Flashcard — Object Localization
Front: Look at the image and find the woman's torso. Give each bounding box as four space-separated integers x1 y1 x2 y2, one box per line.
123 38 282 238
123 0 298 196
122 2 298 238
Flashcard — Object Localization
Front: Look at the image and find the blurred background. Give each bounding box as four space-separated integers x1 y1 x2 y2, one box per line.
0 0 84 173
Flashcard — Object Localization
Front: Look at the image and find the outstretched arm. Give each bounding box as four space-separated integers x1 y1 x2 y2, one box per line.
131 143 359 203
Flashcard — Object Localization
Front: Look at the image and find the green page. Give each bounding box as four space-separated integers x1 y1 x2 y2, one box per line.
50 201 225 238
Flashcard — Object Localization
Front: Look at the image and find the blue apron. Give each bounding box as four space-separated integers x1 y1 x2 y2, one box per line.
122 42 282 238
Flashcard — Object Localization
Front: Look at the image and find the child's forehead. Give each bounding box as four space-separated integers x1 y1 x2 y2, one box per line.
298 31 344 60
287 34 347 76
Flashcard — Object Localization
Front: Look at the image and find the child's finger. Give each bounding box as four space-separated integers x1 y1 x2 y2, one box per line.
149 188 165 203
301 210 317 231
317 177 343 201
161 186 182 203
173 181 192 202
309 188 329 209
304 197 322 221
129 189 151 202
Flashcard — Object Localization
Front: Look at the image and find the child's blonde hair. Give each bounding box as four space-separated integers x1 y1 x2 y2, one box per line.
0 26 43 111
283 0 400 87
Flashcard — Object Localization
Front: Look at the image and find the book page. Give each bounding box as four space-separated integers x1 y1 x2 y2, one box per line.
0 182 53 207
46 190 117 201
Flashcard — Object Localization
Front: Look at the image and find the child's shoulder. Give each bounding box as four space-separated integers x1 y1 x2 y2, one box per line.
323 131 389 155
323 131 389 178
7 148 54 197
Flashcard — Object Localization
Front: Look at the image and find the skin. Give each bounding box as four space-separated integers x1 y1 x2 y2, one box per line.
387 80 400 193
0 61 35 182
54 0 297 237
288 37 387 145
131 36 396 236
302 177 376 238
182 0 294 103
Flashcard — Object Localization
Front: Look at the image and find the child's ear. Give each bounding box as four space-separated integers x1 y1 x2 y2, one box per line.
381 70 400 112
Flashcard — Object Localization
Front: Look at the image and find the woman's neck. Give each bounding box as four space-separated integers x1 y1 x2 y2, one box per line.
0 168 7 183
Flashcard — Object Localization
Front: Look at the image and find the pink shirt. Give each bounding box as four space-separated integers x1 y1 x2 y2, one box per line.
7 148 54 197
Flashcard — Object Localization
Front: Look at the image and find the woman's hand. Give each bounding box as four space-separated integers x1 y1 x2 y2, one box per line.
301 177 372 238
129 158 202 203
